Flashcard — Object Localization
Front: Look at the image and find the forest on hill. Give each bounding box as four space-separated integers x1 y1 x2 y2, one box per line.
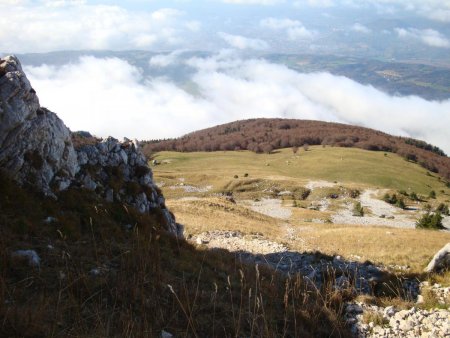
142 119 450 180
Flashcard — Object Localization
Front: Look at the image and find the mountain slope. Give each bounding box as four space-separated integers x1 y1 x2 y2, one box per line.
143 118 450 180
153 147 449 195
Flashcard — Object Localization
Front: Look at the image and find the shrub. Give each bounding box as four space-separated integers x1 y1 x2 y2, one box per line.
410 192 419 201
353 202 364 217
349 189 360 198
416 212 444 230
436 203 450 216
383 193 398 205
429 190 436 199
244 173 249 177
423 204 432 212
395 198 406 210
299 188 311 200
233 175 238 179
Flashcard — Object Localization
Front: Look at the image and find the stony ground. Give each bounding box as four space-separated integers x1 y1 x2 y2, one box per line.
345 300 450 337
165 177 450 337
193 228 450 337
185 181 450 337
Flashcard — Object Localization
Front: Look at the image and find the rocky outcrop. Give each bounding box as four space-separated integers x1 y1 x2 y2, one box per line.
0 55 181 237
0 56 79 195
425 243 450 273
75 136 182 236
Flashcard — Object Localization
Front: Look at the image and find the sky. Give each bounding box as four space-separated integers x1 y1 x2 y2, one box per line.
1 0 450 153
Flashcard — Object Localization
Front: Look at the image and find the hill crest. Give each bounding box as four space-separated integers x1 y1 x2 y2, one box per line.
143 118 450 180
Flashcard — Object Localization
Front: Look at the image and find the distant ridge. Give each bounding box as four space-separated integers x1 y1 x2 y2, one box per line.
143 118 450 180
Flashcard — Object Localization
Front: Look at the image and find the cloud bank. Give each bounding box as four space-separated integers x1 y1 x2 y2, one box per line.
0 2 198 53
396 28 450 48
218 32 269 50
260 18 316 39
24 53 450 154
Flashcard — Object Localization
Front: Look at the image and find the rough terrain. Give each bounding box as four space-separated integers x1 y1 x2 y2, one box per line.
0 55 180 236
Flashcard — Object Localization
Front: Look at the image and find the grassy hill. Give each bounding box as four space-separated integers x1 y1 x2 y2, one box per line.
153 147 449 196
152 147 450 273
144 118 450 181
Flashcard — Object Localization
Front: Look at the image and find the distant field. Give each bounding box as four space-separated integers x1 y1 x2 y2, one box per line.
153 146 449 196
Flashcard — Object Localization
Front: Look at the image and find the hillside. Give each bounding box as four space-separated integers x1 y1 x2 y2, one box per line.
0 56 355 337
151 147 450 336
153 147 449 196
143 118 450 180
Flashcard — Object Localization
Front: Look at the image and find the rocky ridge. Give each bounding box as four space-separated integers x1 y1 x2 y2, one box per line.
0 55 181 237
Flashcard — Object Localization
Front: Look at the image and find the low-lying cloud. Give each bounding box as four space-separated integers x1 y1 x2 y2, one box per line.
260 18 315 39
25 53 450 154
351 23 371 34
218 32 269 50
396 28 450 48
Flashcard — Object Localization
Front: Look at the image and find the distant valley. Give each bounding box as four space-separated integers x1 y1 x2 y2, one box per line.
12 50 450 101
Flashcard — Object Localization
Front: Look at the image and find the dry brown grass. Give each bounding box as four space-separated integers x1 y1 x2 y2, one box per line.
0 172 351 337
289 223 450 272
168 193 450 274
167 197 282 239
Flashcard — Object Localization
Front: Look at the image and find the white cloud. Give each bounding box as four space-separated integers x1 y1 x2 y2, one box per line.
260 18 315 39
25 54 450 154
149 50 186 67
396 28 450 48
0 3 195 53
351 23 371 34
218 32 269 50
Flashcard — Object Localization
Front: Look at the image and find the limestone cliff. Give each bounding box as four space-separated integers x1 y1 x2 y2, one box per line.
0 55 182 237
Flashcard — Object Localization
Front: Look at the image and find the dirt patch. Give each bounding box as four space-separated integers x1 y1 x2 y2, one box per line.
244 198 292 220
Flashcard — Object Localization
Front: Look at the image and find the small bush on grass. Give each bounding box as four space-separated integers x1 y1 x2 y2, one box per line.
416 212 444 230
395 198 406 210
353 202 364 217
436 203 450 216
410 192 419 201
383 193 397 205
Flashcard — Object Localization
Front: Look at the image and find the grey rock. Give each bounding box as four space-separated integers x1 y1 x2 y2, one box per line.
425 243 450 273
12 250 40 268
161 330 173 338
0 56 40 146
105 189 114 202
82 174 97 191
0 56 79 196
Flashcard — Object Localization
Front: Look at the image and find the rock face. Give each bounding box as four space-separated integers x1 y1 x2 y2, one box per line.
0 56 79 195
425 243 450 273
75 136 182 237
0 55 181 237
